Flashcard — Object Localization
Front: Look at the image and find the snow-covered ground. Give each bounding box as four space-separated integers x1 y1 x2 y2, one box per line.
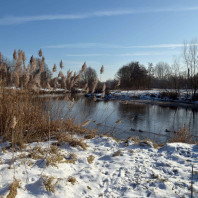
109 89 198 104
0 136 198 198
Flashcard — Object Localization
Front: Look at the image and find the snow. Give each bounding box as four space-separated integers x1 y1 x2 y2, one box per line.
109 89 198 104
0 136 198 197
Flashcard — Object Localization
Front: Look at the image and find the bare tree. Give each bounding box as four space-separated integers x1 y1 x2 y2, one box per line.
80 67 98 91
183 39 198 98
154 62 170 80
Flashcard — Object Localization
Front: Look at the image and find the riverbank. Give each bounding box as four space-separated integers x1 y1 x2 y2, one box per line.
86 89 198 105
0 136 197 198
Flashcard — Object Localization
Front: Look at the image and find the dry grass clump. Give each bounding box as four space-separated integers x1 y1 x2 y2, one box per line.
46 152 64 167
87 155 95 164
84 133 96 139
7 180 20 198
46 150 77 166
138 139 159 149
64 153 77 164
42 175 58 193
69 138 88 150
170 123 192 143
67 176 76 185
112 150 123 157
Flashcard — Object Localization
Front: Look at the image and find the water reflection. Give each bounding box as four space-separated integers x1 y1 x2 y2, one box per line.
40 95 198 144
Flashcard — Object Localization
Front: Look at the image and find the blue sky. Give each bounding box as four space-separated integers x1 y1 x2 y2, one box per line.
0 0 198 80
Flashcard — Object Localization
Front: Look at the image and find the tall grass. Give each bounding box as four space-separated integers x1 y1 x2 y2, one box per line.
0 49 99 147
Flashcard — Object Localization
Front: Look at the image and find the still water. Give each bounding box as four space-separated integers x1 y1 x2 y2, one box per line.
44 95 198 144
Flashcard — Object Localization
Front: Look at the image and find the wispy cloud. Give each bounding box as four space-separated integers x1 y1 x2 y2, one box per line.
43 42 188 49
1 6 198 25
65 51 177 57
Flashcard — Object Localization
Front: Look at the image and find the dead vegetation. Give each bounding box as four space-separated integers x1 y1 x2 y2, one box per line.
7 180 20 198
42 175 58 193
170 123 192 143
67 176 76 185
87 155 95 164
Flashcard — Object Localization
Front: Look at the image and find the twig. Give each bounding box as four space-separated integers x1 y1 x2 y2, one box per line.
191 164 194 198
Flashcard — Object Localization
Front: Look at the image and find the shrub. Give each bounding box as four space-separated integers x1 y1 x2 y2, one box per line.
170 124 192 143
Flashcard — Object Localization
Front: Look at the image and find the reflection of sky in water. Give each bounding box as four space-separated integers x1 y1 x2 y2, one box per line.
44 96 198 144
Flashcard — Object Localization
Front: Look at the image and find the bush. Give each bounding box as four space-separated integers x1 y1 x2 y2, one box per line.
159 91 179 100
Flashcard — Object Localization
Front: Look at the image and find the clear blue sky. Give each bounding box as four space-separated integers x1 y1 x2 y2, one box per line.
0 0 198 80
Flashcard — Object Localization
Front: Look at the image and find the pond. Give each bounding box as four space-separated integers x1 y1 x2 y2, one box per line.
43 95 198 144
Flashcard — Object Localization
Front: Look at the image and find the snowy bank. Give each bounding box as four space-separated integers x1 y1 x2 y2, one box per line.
0 136 198 198
109 89 198 104
86 89 198 104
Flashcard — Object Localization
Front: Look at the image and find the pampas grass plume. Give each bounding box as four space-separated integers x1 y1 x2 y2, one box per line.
100 65 104 74
13 49 17 60
10 116 17 129
81 62 86 72
60 60 63 69
38 49 43 57
116 80 120 87
53 64 57 72
81 119 91 127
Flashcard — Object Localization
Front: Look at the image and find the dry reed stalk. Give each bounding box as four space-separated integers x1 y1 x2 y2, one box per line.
86 87 89 94
116 80 120 87
42 56 45 64
101 83 106 98
70 98 74 108
73 72 77 78
91 77 98 93
10 116 17 129
102 83 106 92
67 70 72 79
24 67 30 87
1 63 7 74
191 164 194 198
23 62 26 71
58 71 64 78
100 65 104 74
13 49 17 60
0 52 2 60
10 116 17 177
39 59 44 73
30 57 37 72
61 76 66 89
83 83 88 90
7 179 20 198
93 95 97 102
115 120 122 124
53 64 57 72
46 82 51 89
53 78 58 88
22 51 26 64
30 55 34 64
74 74 80 82
81 62 87 72
80 119 91 127
17 50 22 62
38 48 43 57
60 60 63 69
12 72 20 87
101 92 105 98
32 73 41 88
